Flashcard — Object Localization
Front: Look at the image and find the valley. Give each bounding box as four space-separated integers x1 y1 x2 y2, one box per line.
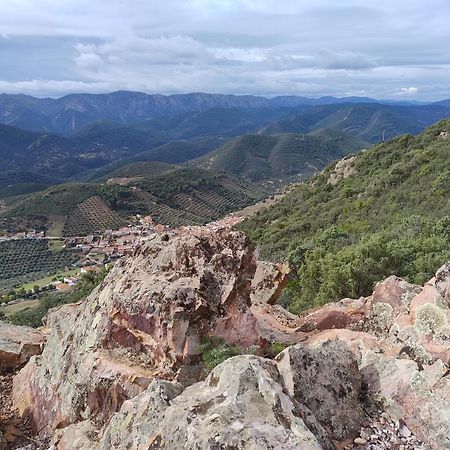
0 92 449 301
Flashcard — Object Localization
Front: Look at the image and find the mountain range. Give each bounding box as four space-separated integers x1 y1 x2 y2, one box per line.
0 91 431 134
0 94 448 182
0 91 449 237
263 102 450 143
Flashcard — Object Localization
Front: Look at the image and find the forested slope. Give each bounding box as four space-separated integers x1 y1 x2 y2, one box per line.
239 119 450 312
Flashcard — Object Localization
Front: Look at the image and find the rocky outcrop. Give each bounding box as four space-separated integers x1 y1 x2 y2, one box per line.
276 340 366 441
0 323 44 450
9 223 450 449
328 156 357 185
99 356 327 450
12 228 295 439
277 265 450 449
0 322 45 373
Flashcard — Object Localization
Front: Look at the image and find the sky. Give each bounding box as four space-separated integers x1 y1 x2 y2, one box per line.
0 0 449 100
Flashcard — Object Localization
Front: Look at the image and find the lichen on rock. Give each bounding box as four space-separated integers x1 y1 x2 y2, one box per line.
414 303 447 335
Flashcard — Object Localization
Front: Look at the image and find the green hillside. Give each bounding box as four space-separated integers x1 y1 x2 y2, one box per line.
95 161 177 181
239 119 450 313
1 167 267 235
137 107 300 139
76 137 224 182
109 167 268 227
1 183 125 236
197 130 366 182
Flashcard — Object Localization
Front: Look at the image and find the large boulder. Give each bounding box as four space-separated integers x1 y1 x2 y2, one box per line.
12 228 294 438
10 221 450 449
98 355 329 450
276 339 366 441
0 322 45 373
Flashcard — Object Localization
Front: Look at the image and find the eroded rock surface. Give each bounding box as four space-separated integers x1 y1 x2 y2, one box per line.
12 228 295 440
0 322 45 373
8 225 450 449
99 356 327 450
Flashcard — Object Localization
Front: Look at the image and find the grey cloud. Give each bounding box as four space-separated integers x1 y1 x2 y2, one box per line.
0 0 448 100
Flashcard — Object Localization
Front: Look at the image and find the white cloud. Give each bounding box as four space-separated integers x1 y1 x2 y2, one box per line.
0 0 449 99
212 47 267 63
0 79 110 97
397 86 419 95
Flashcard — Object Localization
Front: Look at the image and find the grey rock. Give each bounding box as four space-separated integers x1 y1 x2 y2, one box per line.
276 339 366 440
99 355 328 450
0 322 45 373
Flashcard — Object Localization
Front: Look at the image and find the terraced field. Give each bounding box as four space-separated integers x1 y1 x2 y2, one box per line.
0 239 76 291
0 167 268 234
1 184 126 237
130 169 268 226
63 196 126 236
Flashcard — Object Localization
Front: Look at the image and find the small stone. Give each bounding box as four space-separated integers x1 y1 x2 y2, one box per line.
354 437 367 445
361 429 371 440
399 424 411 438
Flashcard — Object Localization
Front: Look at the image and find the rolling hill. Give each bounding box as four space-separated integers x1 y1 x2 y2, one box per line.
135 107 308 140
0 122 167 180
264 103 450 143
71 120 163 151
196 129 366 182
1 166 267 236
239 119 450 313
97 161 177 181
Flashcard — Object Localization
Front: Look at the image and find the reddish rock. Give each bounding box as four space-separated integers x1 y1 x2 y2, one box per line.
296 297 368 332
250 261 290 305
370 275 420 313
409 283 441 318
0 322 45 373
9 225 450 450
12 228 290 438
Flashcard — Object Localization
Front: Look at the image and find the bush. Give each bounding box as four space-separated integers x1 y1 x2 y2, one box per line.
239 120 450 313
200 337 262 370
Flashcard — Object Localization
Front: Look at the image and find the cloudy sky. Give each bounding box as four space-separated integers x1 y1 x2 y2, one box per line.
0 0 449 99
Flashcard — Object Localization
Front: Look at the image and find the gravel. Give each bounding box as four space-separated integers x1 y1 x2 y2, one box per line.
346 412 426 450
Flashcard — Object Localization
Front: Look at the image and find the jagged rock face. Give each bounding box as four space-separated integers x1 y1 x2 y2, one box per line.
0 322 45 373
291 265 450 450
12 228 295 438
9 222 450 449
276 340 366 440
98 356 327 450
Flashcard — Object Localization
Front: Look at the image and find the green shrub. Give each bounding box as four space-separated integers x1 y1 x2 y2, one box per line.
199 337 262 370
239 119 450 313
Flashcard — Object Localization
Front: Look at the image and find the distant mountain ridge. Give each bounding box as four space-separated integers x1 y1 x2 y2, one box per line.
264 103 450 143
0 90 438 134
